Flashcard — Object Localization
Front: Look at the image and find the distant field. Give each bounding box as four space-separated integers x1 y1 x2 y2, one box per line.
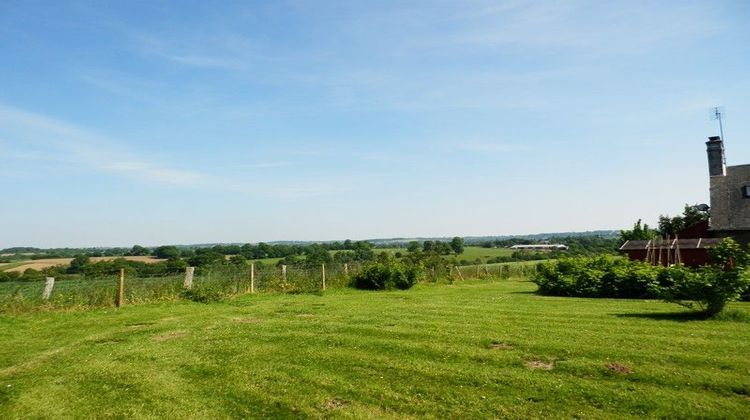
459 246 515 261
1 279 748 418
1 256 165 273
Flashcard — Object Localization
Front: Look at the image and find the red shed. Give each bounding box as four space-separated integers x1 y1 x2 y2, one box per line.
619 238 722 267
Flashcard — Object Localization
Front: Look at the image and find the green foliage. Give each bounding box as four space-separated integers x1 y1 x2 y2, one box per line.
303 244 333 267
67 255 90 274
658 204 710 237
660 266 749 316
450 237 465 254
620 219 658 243
352 259 421 290
535 240 750 317
128 245 150 256
535 256 663 299
659 239 750 315
154 245 181 260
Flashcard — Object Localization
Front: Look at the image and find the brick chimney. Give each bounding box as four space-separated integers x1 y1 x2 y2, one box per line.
706 136 725 177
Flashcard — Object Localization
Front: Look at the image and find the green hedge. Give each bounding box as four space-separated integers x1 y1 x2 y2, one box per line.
533 242 750 316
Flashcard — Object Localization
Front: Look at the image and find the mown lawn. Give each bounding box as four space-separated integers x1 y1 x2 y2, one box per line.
1 279 749 418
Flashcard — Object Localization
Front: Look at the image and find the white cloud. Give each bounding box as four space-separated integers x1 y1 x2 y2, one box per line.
0 103 208 187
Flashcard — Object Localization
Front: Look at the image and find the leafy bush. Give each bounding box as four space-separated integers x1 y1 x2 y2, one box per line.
660 266 750 316
534 256 662 298
533 239 750 317
658 239 750 315
352 260 421 290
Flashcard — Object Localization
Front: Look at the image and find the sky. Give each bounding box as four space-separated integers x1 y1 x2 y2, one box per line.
1 1 750 248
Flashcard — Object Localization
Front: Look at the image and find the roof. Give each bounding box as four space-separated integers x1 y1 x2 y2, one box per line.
510 244 568 249
620 238 723 251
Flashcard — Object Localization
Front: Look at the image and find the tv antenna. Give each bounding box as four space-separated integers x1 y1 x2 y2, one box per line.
711 106 726 140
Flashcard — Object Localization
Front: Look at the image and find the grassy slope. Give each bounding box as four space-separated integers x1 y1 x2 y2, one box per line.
1 280 749 418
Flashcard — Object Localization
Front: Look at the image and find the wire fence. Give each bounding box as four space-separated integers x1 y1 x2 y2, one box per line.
0 262 538 313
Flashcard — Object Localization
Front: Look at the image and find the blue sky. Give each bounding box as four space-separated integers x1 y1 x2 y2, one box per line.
1 1 749 248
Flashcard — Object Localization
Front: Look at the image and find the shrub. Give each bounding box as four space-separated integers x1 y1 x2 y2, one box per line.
659 266 749 316
534 256 662 299
352 260 421 290
533 239 750 317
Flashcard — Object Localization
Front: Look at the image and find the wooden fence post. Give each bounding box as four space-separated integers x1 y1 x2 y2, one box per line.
344 263 348 276
281 265 287 282
250 263 255 294
117 268 125 308
184 267 195 290
322 264 326 291
43 277 55 300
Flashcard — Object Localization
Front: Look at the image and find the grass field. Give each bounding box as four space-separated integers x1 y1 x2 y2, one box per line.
458 246 514 261
1 278 748 418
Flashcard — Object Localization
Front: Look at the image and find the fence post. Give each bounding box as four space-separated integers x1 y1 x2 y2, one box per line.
454 266 464 281
322 264 326 291
117 268 125 308
43 277 55 300
344 263 348 276
184 267 195 290
281 265 287 282
250 263 255 294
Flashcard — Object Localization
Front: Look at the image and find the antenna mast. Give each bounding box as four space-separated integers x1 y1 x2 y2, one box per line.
711 106 727 164
711 106 725 140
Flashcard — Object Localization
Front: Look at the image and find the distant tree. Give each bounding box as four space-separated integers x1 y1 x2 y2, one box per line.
658 204 710 238
352 241 375 261
67 255 90 274
422 241 434 253
229 254 247 265
620 219 658 243
154 246 181 260
682 204 710 228
450 237 465 255
129 245 149 256
333 251 356 263
406 241 421 253
304 245 333 266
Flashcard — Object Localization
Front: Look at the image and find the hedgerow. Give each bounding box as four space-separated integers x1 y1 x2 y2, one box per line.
533 239 750 316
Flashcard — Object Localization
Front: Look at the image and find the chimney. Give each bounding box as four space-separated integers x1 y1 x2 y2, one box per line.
706 136 725 177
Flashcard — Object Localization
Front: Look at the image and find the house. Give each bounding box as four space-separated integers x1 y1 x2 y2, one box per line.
620 134 748 267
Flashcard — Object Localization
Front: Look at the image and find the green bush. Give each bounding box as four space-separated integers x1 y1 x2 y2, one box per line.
533 239 750 317
660 266 750 316
352 261 421 290
534 256 662 299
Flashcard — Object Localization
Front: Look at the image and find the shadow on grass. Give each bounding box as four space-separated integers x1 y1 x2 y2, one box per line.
615 311 711 322
617 309 750 322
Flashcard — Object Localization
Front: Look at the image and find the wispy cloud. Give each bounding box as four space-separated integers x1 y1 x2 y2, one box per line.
0 103 208 187
0 103 355 199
